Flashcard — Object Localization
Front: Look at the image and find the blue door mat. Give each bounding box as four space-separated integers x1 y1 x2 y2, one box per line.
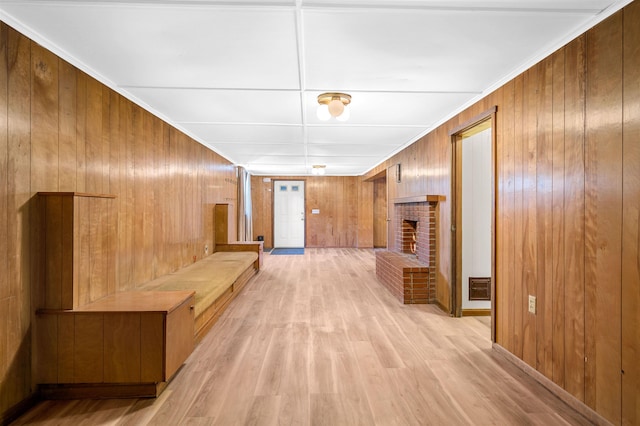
270 248 304 255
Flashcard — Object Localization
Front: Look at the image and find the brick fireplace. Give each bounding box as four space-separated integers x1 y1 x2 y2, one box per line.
375 195 443 304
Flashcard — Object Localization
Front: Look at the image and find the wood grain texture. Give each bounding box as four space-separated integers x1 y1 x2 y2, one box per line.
550 47 566 389
535 56 553 379
251 176 368 249
14 249 594 426
621 2 640 424
103 313 141 383
30 43 59 193
73 313 104 383
584 11 623 424
0 24 238 420
372 176 387 248
563 35 586 403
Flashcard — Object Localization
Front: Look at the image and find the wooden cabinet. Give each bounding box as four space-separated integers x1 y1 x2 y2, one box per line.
37 192 116 310
37 291 195 398
215 203 235 245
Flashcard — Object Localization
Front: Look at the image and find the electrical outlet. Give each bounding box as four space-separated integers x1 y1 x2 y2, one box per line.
205 244 209 254
528 295 537 314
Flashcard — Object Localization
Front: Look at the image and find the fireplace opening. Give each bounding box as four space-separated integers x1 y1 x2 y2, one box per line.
402 220 418 255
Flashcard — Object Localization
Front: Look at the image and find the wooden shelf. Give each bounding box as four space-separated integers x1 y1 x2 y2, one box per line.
393 195 446 204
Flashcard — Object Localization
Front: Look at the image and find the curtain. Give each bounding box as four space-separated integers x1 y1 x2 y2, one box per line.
237 166 253 242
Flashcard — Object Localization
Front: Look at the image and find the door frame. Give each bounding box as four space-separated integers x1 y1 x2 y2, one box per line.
272 179 306 248
449 106 497 341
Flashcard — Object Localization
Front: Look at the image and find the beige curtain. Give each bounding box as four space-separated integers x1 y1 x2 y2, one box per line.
237 167 253 242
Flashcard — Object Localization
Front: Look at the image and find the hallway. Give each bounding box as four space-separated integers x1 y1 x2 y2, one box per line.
16 249 589 425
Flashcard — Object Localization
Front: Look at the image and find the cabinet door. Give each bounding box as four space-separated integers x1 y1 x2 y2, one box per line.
141 313 165 382
165 296 195 379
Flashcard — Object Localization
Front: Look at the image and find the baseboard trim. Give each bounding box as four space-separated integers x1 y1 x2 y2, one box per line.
492 344 613 426
38 381 167 400
433 299 449 314
1 392 39 426
461 308 491 316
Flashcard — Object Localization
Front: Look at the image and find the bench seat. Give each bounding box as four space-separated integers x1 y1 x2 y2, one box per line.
138 251 259 341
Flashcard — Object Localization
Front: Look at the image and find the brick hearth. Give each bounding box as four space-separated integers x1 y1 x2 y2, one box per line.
375 196 442 304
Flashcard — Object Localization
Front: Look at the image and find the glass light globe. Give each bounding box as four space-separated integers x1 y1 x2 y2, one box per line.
317 104 331 121
336 105 350 122
328 99 344 117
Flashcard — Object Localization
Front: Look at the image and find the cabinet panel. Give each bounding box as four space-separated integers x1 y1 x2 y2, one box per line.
73 313 104 383
140 312 164 383
165 297 195 379
104 312 141 382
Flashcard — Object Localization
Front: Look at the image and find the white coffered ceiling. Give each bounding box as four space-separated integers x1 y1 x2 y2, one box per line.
0 0 631 176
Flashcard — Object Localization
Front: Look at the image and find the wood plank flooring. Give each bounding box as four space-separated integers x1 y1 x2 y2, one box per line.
15 249 591 425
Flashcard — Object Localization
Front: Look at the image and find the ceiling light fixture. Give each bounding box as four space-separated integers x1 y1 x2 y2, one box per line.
311 165 326 175
317 92 351 122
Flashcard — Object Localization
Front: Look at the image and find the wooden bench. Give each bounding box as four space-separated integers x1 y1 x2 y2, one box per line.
35 193 263 399
138 242 263 342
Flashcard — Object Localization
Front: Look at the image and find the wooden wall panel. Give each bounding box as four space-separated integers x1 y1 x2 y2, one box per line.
0 23 238 420
550 47 566 388
251 176 369 249
584 12 623 423
360 5 634 423
500 79 515 354
357 178 373 249
621 2 640 424
31 44 58 193
58 60 77 192
372 177 387 248
562 35 587 403
535 57 553 378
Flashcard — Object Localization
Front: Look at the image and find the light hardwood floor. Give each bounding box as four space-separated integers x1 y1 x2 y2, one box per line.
15 249 590 425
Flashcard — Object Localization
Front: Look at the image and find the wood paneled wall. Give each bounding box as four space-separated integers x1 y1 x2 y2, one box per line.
373 177 387 247
251 176 373 249
0 23 237 422
364 3 639 424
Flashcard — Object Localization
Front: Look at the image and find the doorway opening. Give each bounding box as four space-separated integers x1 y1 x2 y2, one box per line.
450 107 497 341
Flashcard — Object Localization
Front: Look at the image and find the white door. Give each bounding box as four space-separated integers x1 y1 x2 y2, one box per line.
274 180 305 247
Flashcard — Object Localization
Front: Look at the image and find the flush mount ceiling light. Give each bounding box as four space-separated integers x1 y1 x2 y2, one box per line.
311 165 326 175
317 92 351 122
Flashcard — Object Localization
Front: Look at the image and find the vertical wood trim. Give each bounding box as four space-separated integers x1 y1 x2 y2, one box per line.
563 35 586 403
522 65 538 368
621 2 640 424
584 12 623 424
58 59 77 191
535 57 553 378
513 74 525 360
30 43 59 193
550 47 566 389
0 22 7 305
502 80 516 354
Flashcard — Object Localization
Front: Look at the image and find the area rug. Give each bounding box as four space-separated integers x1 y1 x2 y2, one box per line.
270 248 305 255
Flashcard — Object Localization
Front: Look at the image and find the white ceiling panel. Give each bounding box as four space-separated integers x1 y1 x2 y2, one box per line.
307 126 423 146
304 91 478 126
307 144 396 158
302 0 614 10
126 88 302 124
303 9 592 92
0 0 630 176
181 123 304 144
0 2 300 89
216 143 306 158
